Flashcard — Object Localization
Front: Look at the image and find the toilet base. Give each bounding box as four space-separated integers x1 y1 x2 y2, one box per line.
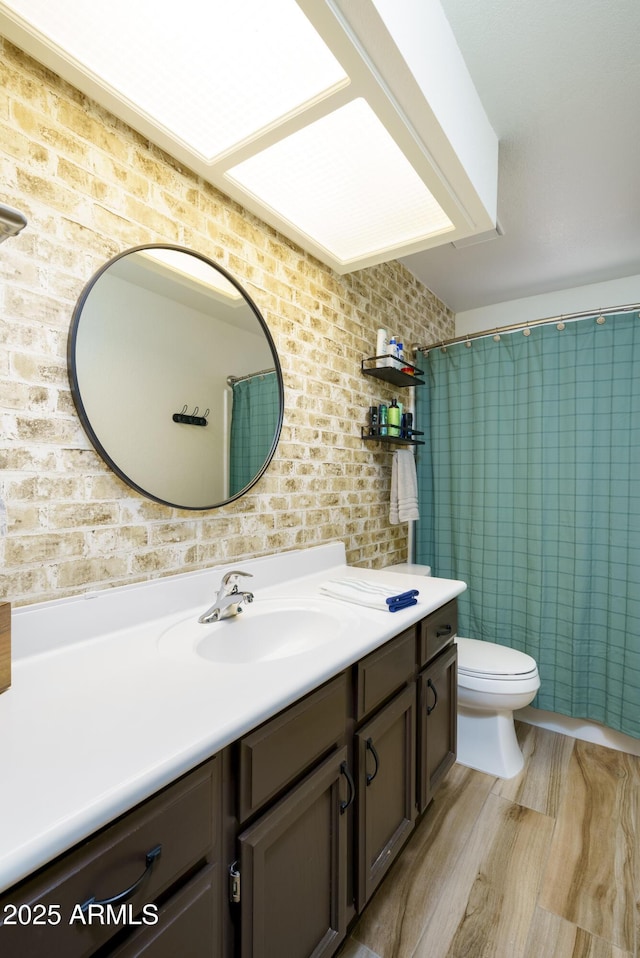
457 707 524 779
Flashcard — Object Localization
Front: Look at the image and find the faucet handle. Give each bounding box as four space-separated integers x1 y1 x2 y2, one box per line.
221 569 254 588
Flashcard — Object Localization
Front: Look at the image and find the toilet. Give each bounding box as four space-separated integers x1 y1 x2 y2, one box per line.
455 636 540 778
384 562 540 779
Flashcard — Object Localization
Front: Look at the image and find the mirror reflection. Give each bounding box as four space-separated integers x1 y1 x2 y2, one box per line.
68 246 283 509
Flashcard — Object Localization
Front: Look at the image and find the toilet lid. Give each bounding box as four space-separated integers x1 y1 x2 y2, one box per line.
456 636 538 678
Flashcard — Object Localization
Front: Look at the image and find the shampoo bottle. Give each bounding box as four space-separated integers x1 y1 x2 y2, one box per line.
388 398 401 437
376 328 388 367
378 403 388 436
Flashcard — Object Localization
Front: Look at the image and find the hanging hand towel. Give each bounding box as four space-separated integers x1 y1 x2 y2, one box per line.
390 449 420 524
319 577 419 612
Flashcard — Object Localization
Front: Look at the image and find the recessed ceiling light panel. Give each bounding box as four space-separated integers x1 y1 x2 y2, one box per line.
226 98 453 265
0 0 348 159
0 0 498 272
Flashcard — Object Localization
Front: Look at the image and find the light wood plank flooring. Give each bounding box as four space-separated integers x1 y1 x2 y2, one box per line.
338 723 639 958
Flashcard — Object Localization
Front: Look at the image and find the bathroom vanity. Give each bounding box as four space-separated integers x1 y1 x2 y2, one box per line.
0 543 465 958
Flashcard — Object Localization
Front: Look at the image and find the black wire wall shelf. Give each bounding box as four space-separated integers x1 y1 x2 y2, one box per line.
361 356 425 386
361 427 424 446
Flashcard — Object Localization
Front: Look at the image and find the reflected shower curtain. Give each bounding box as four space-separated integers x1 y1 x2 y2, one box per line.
415 313 640 738
229 372 279 496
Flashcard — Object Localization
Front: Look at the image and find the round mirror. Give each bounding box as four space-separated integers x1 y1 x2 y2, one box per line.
68 245 283 509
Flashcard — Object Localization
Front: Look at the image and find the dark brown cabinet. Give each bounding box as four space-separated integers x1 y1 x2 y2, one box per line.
236 673 349 825
0 758 222 958
237 747 350 958
355 684 416 909
417 643 457 812
416 599 458 813
110 865 220 957
233 674 352 958
1 600 459 958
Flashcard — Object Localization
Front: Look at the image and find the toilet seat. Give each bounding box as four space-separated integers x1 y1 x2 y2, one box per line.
456 637 539 693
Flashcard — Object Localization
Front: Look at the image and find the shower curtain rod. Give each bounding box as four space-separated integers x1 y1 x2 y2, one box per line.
226 367 275 385
414 301 640 353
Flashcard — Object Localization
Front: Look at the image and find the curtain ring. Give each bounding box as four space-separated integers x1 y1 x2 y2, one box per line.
556 321 565 330
493 329 501 342
523 324 531 337
596 315 606 325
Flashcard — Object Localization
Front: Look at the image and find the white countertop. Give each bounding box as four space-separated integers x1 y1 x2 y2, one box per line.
0 542 465 893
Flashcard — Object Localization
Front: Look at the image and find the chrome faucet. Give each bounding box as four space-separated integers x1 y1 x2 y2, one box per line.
198 570 254 623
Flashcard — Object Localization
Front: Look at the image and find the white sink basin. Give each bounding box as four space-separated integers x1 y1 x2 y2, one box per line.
157 596 357 664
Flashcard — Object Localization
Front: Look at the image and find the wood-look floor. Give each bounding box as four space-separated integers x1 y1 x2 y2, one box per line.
338 723 640 958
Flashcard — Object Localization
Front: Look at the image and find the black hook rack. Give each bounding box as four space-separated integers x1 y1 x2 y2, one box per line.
172 405 209 427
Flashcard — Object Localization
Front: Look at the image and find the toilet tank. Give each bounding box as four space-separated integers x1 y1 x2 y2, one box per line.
384 563 431 576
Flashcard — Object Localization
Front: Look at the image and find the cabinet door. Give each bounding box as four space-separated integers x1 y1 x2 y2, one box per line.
418 643 457 813
237 747 351 958
355 683 416 911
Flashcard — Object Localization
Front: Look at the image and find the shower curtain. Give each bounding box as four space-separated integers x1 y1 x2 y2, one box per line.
229 371 279 496
415 312 640 739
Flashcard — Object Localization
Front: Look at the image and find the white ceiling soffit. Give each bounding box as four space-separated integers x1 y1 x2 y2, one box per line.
0 0 499 274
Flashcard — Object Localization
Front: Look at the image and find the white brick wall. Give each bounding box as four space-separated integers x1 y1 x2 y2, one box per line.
0 39 454 607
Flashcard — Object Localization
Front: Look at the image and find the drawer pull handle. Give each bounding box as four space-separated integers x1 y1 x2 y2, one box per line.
365 737 380 786
80 844 162 914
436 625 452 637
426 679 438 715
339 761 355 814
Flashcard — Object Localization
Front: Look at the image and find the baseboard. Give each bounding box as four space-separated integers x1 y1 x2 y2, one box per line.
516 706 640 757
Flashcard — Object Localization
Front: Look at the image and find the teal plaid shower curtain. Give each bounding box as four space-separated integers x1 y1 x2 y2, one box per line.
416 313 640 738
229 371 279 497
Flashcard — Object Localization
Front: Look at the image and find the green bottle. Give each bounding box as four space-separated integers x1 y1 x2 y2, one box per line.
388 398 401 437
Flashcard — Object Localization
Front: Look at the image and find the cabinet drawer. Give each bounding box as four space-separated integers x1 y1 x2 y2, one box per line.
109 864 220 958
355 627 416 721
418 599 458 667
238 672 349 823
0 758 218 958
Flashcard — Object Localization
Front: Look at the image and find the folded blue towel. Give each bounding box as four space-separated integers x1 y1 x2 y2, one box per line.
386 589 419 606
389 599 418 612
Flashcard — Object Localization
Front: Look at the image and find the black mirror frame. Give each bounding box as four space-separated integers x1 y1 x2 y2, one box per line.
67 244 284 510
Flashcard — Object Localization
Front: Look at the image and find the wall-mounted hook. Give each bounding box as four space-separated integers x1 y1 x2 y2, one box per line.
172 405 208 427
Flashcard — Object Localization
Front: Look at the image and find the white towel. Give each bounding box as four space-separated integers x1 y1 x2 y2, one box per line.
390 450 419 524
319 577 418 611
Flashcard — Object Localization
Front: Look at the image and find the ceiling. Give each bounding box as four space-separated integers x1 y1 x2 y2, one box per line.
401 0 640 313
0 0 499 274
2 1 638 314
